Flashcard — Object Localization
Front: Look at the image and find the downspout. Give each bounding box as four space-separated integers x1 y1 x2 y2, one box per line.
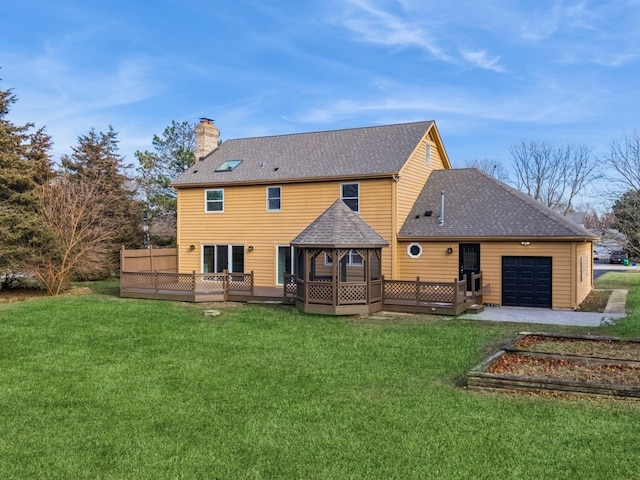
391 175 399 280
439 191 445 227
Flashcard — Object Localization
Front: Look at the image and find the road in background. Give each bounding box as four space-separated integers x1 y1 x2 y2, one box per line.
594 261 637 279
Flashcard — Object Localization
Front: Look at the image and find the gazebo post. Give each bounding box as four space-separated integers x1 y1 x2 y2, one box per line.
304 249 310 306
332 248 339 307
365 249 371 305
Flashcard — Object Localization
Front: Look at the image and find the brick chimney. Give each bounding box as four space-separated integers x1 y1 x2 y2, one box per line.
195 118 220 161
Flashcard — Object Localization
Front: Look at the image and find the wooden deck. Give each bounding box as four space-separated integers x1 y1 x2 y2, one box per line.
121 271 484 315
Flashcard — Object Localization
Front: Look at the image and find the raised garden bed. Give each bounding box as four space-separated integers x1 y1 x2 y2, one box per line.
467 333 640 399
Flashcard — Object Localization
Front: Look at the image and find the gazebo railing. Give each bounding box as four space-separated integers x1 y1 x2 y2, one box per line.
286 275 476 309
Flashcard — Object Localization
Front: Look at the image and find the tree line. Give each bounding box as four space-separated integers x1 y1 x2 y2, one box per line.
3 75 640 295
467 133 640 258
0 78 196 294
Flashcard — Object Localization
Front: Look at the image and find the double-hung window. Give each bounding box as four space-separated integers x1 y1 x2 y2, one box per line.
324 250 362 267
267 186 281 211
341 183 359 212
205 188 223 212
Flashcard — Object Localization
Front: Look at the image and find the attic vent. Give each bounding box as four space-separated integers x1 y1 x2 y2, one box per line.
215 159 242 172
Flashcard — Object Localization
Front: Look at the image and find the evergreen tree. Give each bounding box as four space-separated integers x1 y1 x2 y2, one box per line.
135 120 196 245
60 126 143 276
0 80 52 282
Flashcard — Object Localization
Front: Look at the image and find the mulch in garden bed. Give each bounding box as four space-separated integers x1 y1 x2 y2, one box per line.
467 332 640 399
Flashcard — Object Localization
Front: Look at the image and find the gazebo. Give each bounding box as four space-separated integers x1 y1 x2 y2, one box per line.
290 199 389 315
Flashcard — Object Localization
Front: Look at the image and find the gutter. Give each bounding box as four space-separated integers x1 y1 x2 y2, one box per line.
396 235 598 242
171 172 400 189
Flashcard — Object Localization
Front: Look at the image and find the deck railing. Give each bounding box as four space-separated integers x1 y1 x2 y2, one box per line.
120 270 254 302
124 271 482 314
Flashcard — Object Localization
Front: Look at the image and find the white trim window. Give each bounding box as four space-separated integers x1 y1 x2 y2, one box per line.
267 186 281 211
205 188 224 212
203 244 244 273
341 183 359 212
325 250 363 267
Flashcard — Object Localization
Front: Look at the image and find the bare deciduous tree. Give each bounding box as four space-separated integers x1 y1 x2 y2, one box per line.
510 141 600 215
31 174 120 295
604 129 640 192
465 158 509 183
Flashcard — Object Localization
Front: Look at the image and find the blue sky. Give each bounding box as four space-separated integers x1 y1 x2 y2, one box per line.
1 0 639 204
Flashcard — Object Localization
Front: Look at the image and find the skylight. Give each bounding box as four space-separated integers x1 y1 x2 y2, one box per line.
215 159 242 172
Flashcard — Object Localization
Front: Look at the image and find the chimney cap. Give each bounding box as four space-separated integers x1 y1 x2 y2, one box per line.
199 117 214 124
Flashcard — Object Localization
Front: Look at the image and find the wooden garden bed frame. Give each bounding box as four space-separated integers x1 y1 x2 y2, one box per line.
467 333 640 399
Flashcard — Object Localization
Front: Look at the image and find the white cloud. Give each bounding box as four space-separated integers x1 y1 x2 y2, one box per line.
290 81 599 127
336 0 451 62
330 0 511 72
460 50 506 73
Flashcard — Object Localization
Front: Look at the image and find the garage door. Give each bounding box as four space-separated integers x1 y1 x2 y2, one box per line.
502 256 552 308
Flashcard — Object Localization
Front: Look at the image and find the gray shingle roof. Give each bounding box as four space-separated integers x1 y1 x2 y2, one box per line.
399 169 597 239
173 121 435 186
291 200 389 248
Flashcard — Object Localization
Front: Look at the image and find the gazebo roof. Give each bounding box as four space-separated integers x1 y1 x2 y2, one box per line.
291 200 389 248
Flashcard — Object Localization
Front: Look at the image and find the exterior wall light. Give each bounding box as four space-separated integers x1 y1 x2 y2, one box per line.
446 247 453 254
189 244 196 251
520 241 530 246
248 245 254 252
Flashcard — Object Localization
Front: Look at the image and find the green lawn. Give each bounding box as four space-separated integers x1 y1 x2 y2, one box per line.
1 278 640 479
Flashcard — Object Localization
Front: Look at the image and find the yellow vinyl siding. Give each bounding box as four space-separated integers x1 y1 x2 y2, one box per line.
396 132 447 235
480 242 573 308
397 240 591 309
177 178 395 287
576 242 593 306
396 242 459 282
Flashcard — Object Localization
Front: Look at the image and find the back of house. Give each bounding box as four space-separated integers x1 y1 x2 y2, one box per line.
172 119 450 294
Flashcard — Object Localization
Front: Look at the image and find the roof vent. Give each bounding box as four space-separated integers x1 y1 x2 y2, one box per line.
274 167 279 171
424 211 432 217
415 215 421 219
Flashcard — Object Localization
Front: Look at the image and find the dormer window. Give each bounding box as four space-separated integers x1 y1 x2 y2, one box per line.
215 159 242 172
